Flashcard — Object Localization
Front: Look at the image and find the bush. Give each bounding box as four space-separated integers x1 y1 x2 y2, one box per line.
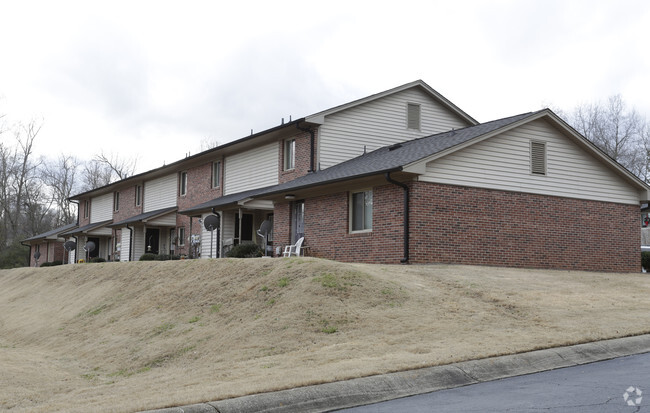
155 254 181 261
0 242 29 269
40 260 63 267
139 253 157 261
90 257 106 263
642 252 650 271
226 243 263 258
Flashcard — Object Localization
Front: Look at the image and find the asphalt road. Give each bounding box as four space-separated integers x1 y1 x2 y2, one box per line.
337 352 650 412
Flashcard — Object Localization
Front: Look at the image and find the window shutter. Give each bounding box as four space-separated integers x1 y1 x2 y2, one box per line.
530 141 546 175
407 103 420 130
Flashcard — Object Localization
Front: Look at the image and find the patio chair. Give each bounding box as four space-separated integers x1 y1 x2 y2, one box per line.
283 237 304 257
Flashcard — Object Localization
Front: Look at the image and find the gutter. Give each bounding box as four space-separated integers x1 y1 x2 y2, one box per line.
126 225 134 261
296 123 316 172
384 172 410 264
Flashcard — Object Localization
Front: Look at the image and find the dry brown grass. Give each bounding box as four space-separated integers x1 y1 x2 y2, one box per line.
1 258 649 412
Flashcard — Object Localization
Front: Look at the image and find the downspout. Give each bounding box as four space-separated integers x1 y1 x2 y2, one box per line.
296 123 316 172
211 207 221 258
69 199 80 264
385 172 410 264
126 225 134 261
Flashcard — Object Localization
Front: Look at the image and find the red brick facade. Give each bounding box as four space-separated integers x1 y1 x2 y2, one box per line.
278 129 318 184
28 241 66 267
273 181 640 272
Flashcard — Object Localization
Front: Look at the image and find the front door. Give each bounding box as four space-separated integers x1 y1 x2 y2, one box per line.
145 228 160 254
291 201 305 243
234 213 253 245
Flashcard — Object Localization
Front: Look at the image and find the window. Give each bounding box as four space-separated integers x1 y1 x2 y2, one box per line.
113 192 120 212
284 138 296 170
84 200 89 218
212 161 221 188
407 103 421 130
350 190 373 232
178 227 185 246
135 185 142 206
179 171 188 196
530 141 547 175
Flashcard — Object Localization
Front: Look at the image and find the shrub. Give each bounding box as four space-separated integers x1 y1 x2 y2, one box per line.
154 254 181 261
139 253 157 261
226 243 263 258
90 257 106 263
642 252 650 271
41 260 63 267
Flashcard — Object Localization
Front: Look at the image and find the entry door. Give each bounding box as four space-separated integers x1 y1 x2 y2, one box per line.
291 201 305 243
234 213 253 245
145 228 160 254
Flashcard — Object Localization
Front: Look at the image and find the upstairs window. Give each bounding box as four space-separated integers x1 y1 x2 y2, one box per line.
212 161 221 188
84 200 89 218
135 185 142 206
407 103 421 130
113 192 120 212
530 141 547 175
179 171 188 196
350 190 373 232
284 138 296 170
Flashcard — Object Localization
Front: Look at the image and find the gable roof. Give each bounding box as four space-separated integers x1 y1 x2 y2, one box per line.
305 80 478 126
22 223 78 243
61 220 113 236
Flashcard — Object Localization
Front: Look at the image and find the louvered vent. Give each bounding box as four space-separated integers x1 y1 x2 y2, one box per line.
407 103 420 130
530 141 546 175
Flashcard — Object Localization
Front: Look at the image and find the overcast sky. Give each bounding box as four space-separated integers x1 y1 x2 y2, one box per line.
1 0 649 173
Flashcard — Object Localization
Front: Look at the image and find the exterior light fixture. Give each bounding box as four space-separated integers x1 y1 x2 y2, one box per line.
284 194 296 200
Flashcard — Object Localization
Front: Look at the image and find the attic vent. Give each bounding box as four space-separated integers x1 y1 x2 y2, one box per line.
530 141 547 175
407 103 421 130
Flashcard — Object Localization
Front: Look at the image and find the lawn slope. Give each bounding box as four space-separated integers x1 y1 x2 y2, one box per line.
1 258 649 412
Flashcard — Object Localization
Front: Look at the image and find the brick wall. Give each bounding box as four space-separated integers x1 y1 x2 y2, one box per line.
274 181 640 272
177 161 223 257
113 184 142 222
28 240 66 267
409 182 640 272
278 129 318 184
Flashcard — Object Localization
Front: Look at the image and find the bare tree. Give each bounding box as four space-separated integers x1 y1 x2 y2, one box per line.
199 136 220 152
94 151 137 181
43 154 79 225
81 160 113 192
565 95 649 182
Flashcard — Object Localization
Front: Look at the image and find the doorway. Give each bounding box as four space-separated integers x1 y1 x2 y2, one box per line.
145 228 160 254
235 213 253 245
291 201 305 243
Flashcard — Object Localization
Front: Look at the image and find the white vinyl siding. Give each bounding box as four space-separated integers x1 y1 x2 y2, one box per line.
90 193 113 223
318 88 471 169
133 227 145 260
420 119 641 205
120 229 131 262
224 142 278 195
147 213 176 227
201 211 224 259
144 174 177 212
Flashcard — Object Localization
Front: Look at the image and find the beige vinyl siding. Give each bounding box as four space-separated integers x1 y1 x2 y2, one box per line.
133 227 145 260
420 119 641 204
144 174 177 212
90 193 113 223
200 211 224 258
120 229 131 262
318 88 471 169
224 142 278 195
147 213 176 227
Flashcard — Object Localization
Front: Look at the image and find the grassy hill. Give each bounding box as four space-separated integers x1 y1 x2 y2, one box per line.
1 258 650 412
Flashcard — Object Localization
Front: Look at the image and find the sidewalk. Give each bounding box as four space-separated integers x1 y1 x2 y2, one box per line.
142 334 650 413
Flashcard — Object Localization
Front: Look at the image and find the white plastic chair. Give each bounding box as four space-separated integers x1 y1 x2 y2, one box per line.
283 237 304 257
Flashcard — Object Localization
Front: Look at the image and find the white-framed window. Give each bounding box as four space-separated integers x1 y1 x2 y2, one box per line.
407 103 421 130
212 161 221 188
84 200 89 218
179 171 188 196
178 227 186 246
350 189 373 232
530 140 547 175
113 192 120 212
284 138 296 171
135 185 142 206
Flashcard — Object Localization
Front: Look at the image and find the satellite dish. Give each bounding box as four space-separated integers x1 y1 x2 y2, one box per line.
204 214 220 231
258 220 272 236
34 250 41 260
84 241 96 252
64 241 76 251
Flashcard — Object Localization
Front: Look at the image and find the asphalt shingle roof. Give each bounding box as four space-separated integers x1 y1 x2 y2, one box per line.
109 207 177 227
22 223 78 242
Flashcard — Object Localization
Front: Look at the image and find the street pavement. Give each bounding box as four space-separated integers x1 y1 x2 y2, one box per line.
338 352 650 412
142 334 650 413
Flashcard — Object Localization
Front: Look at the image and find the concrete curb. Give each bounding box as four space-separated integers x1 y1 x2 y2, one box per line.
141 334 650 413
